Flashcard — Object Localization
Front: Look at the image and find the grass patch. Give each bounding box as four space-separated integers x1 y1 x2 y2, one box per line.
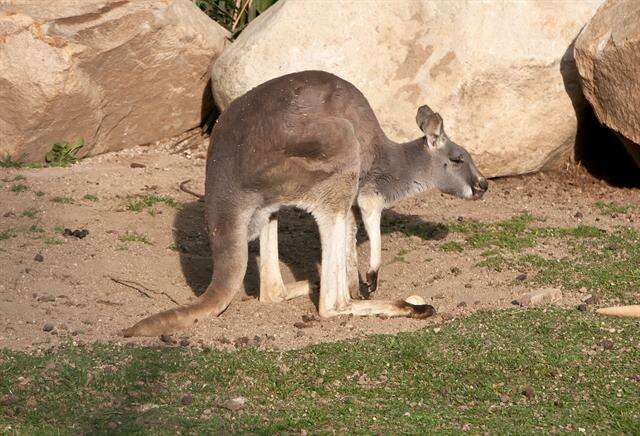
20 208 37 219
51 196 73 204
0 229 18 240
440 241 463 252
10 184 28 193
0 154 23 168
445 213 639 302
119 231 153 245
42 236 63 245
594 201 634 217
125 194 180 214
28 224 45 234
13 174 26 181
83 194 98 202
35 191 45 197
0 309 637 433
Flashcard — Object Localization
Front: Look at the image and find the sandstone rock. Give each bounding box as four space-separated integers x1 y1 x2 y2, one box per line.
517 288 562 307
211 0 602 177
575 0 640 166
0 0 228 162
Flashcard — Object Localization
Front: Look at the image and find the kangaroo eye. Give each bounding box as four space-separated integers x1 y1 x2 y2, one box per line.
450 155 464 164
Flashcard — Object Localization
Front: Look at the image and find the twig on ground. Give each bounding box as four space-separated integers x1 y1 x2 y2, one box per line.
109 276 181 305
179 179 204 201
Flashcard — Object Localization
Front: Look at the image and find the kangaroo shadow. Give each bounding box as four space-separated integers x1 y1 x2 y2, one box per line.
560 39 640 187
173 201 449 299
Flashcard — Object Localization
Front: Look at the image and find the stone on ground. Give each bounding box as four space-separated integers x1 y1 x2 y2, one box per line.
517 288 562 307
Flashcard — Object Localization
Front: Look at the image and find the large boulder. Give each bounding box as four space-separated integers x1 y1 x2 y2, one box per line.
0 0 228 162
211 0 602 177
575 0 640 167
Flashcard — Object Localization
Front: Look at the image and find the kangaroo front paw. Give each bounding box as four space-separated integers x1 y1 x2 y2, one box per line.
365 269 379 296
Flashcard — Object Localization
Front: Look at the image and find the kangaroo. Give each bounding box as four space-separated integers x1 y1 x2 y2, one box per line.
123 70 487 337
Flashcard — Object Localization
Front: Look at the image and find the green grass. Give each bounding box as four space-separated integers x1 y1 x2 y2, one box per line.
0 229 18 240
443 213 640 302
0 154 23 168
119 231 153 245
594 201 634 217
13 174 26 181
20 208 37 219
195 0 277 37
10 184 28 193
51 196 73 204
83 194 98 202
0 309 637 433
125 194 180 214
28 224 45 234
35 191 45 197
45 139 84 167
42 236 64 245
440 241 464 252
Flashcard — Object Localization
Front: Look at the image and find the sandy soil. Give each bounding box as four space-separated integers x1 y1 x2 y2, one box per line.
1 139 639 352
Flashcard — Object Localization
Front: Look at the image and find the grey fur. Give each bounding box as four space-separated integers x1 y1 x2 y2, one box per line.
123 70 487 336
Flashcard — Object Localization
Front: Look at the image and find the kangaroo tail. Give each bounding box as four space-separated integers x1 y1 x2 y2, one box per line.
123 208 250 337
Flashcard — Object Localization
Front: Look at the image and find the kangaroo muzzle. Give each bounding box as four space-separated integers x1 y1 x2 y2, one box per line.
472 177 488 199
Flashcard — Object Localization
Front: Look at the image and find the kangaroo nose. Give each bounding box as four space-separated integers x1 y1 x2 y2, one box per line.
477 178 488 192
472 178 488 199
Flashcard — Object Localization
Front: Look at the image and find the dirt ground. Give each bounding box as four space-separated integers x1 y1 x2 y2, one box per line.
1 139 639 352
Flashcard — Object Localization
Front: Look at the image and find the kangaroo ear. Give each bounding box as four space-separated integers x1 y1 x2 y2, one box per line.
416 105 443 148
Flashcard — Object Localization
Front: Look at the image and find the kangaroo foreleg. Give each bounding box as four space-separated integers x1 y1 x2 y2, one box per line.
259 217 310 303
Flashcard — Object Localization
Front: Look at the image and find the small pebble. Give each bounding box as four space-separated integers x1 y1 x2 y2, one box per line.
294 321 312 329
42 323 54 332
522 386 535 399
181 394 194 406
130 162 146 168
222 397 246 411
577 303 588 312
574 211 583 219
160 334 173 344
34 254 44 262
179 339 190 347
515 273 527 281
456 301 467 308
600 339 614 350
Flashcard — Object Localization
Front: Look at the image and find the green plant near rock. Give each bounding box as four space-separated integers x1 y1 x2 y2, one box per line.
44 139 84 167
195 0 277 37
83 194 98 202
0 154 23 168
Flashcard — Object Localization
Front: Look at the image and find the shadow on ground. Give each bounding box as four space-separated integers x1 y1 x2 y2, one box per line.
172 202 449 299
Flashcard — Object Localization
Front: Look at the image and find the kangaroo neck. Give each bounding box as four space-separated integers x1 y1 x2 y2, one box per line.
367 137 433 206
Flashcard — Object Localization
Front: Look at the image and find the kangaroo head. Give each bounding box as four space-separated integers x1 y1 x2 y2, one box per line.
415 105 488 200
